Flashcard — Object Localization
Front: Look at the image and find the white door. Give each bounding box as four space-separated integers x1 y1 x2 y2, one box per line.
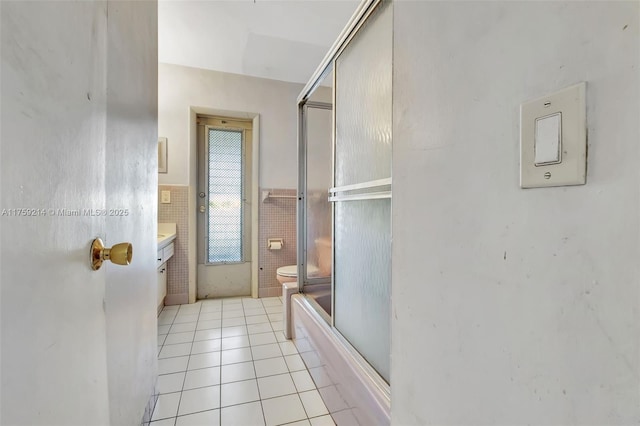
0 2 157 425
197 116 253 298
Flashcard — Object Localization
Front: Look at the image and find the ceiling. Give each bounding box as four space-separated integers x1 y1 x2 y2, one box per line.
158 0 359 85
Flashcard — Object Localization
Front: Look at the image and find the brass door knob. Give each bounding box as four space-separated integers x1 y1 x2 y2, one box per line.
91 238 133 270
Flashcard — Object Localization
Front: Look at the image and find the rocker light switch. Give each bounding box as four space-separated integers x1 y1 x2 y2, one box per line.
534 112 562 165
520 82 586 188
161 190 171 204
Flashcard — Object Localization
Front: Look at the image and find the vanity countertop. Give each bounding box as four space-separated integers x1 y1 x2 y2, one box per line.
157 222 177 249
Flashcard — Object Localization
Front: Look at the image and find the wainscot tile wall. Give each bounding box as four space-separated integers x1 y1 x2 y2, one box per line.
158 185 189 305
258 188 297 298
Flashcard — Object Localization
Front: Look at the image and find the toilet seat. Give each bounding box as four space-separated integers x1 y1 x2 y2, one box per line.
277 264 320 278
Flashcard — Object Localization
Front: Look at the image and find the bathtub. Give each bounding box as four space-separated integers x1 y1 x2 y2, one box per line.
289 293 390 425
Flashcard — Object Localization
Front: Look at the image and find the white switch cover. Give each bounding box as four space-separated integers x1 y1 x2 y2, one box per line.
520 82 586 188
161 190 171 204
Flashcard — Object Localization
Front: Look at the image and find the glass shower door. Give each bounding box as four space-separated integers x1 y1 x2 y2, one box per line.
332 0 392 383
302 102 333 317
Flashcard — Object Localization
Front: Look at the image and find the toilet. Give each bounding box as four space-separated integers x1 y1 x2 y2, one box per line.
276 237 332 284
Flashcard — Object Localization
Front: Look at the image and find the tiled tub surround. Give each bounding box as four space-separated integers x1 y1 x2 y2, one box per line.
291 295 391 425
259 188 297 298
158 186 189 305
152 297 335 426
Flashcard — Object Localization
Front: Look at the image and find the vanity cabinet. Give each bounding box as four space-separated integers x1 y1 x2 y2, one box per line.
157 241 174 314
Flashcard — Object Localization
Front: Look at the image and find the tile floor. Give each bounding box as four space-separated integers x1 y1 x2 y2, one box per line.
151 296 335 426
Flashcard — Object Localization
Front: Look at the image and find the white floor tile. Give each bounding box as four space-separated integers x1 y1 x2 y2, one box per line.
243 299 263 306
222 309 245 319
200 304 223 313
300 351 322 369
170 322 197 333
291 370 316 393
221 335 250 350
157 372 185 394
197 319 222 330
159 356 190 375
159 343 192 359
254 357 289 378
270 322 284 332
191 339 222 354
199 311 222 321
175 409 220 426
158 325 171 335
294 338 312 353
246 314 270 325
164 331 195 345
162 305 179 311
247 323 273 335
264 305 283 314
178 385 221 416
221 361 256 384
308 367 332 388
221 326 248 338
268 314 282 323
261 298 282 307
188 351 221 370
194 328 222 341
220 401 265 426
262 394 307 426
278 341 298 356
183 366 220 390
151 392 180 421
309 415 335 426
249 332 277 346
221 379 260 407
285 354 306 372
222 298 243 306
150 418 175 426
174 314 199 324
287 420 311 426
178 305 201 315
221 347 253 365
242 301 264 310
244 307 267 317
257 373 297 399
275 332 288 343
330 409 358 426
222 317 246 327
299 390 329 418
318 385 348 412
158 335 167 346
251 343 282 361
158 317 174 326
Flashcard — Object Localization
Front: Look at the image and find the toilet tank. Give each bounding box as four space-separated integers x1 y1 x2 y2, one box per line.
315 237 332 277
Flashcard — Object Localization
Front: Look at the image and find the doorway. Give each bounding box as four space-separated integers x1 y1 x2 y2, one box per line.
197 115 254 298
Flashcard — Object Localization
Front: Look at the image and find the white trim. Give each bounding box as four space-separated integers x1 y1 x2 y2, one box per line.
188 107 261 302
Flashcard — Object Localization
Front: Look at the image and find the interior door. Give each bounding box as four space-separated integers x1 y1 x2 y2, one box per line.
1 2 157 424
197 116 253 298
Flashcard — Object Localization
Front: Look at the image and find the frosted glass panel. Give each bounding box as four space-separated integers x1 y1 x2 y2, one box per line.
334 199 391 382
305 106 333 283
334 1 392 187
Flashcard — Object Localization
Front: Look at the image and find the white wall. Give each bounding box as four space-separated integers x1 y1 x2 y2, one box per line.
392 2 639 425
159 63 304 189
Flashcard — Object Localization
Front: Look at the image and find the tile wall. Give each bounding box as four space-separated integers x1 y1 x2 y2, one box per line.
258 188 297 298
158 185 189 304
158 186 297 301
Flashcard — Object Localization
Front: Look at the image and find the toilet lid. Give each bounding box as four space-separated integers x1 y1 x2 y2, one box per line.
277 264 320 278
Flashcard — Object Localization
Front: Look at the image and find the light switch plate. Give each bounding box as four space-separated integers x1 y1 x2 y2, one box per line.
161 190 171 204
520 82 586 188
